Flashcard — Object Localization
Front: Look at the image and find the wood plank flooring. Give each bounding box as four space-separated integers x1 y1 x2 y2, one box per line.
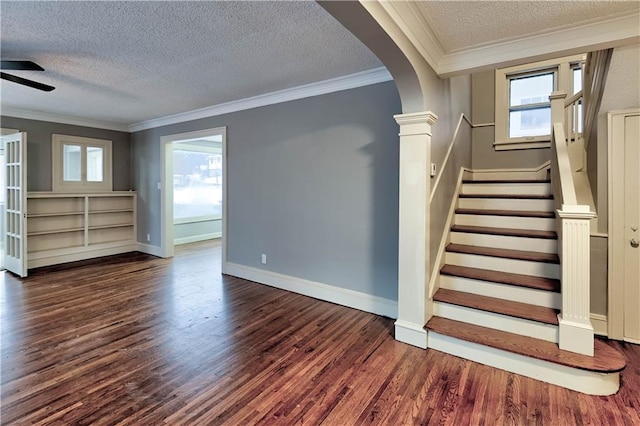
1 240 639 425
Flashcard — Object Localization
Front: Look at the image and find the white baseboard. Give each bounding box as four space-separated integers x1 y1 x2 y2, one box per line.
395 320 428 349
174 232 221 246
136 243 167 258
591 313 608 337
224 262 397 319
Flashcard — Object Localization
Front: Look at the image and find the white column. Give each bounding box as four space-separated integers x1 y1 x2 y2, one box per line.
393 111 437 349
557 207 596 356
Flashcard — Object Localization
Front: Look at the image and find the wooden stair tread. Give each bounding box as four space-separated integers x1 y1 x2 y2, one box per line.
446 243 559 264
451 224 557 239
459 193 553 199
455 208 555 218
440 264 561 293
433 288 559 325
425 317 626 373
463 179 551 184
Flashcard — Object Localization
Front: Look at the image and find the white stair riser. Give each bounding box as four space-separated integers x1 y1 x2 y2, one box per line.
439 275 562 309
450 232 557 254
427 332 620 396
445 252 560 279
433 302 558 342
459 198 554 211
455 214 555 231
461 183 551 196
468 171 549 181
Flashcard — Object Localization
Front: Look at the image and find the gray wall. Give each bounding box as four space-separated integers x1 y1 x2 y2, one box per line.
0 116 132 191
132 81 402 301
470 71 550 169
428 74 472 271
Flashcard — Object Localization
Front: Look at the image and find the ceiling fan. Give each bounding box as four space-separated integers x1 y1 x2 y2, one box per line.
1 60 55 92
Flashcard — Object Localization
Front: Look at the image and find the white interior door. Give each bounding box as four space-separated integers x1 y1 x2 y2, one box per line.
623 114 640 343
3 132 28 278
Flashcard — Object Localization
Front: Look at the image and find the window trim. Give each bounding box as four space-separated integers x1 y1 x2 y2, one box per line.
52 134 113 192
494 54 585 151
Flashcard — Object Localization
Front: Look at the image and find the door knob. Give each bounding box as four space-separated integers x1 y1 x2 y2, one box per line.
632 238 640 248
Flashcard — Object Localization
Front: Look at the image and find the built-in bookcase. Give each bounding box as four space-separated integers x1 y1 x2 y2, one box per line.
26 192 137 268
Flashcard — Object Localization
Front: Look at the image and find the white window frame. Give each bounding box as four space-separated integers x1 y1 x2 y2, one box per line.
52 134 113 192
494 54 585 151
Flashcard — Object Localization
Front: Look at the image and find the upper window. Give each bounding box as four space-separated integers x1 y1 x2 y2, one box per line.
508 71 555 138
52 134 112 192
494 54 585 150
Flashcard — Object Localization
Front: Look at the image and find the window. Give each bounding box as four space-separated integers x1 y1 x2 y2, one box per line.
52 134 112 192
173 143 222 223
508 71 555 138
494 54 585 150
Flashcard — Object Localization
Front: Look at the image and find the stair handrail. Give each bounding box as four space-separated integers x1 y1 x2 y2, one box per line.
583 49 613 150
550 92 578 208
550 90 596 357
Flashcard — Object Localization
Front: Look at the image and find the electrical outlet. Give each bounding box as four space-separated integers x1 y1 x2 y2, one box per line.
430 163 437 177
157 182 161 190
147 234 151 242
261 254 267 265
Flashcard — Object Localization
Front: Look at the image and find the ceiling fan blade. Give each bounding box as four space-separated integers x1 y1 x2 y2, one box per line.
0 60 45 71
1 72 55 91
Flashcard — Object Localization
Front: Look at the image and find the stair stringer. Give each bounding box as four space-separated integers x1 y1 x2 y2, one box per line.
427 331 620 396
427 167 467 299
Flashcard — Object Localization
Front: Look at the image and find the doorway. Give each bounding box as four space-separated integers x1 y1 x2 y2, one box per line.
161 127 227 270
0 128 20 271
608 109 640 343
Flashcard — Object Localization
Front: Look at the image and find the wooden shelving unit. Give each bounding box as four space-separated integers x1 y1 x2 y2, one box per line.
26 192 137 268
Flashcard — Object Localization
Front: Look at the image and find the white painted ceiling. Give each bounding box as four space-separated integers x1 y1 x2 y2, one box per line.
0 1 383 129
1 1 638 131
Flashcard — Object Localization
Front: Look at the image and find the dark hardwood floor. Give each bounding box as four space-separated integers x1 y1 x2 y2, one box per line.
1 240 639 425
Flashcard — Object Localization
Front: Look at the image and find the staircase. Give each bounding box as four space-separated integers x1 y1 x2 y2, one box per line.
425 172 626 396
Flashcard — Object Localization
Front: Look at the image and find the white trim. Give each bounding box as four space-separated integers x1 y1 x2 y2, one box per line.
27 244 138 269
224 262 397 319
608 109 640 340
427 331 620 396
52 134 113 193
591 313 608 337
437 12 640 76
472 122 495 128
161 127 227 266
174 233 221 246
433 302 559 343
395 320 428 349
468 161 551 175
136 243 165 258
174 216 221 225
428 168 465 298
0 107 129 132
129 67 393 132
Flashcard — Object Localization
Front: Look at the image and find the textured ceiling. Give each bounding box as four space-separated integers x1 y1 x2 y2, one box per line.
418 1 640 53
0 1 383 127
1 1 638 130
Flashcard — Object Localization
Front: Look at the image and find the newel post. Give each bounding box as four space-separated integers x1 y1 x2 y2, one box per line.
557 206 596 356
393 111 438 349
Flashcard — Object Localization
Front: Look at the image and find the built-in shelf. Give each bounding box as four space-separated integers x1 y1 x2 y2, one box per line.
28 228 85 236
26 192 137 269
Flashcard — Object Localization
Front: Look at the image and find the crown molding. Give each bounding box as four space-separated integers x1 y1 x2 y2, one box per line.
128 67 393 132
0 107 130 132
436 12 640 77
378 1 444 71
